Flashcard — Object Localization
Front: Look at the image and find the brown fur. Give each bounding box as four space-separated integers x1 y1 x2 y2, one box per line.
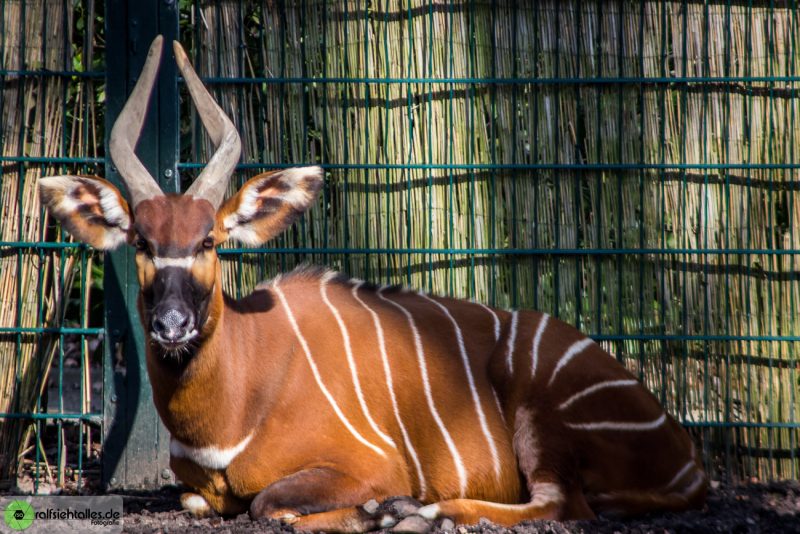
39 172 706 530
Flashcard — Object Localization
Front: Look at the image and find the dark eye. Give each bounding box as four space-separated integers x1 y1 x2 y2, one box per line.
202 237 215 250
134 238 148 252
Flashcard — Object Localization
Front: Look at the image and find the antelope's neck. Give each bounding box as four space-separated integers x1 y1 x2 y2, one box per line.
146 285 291 449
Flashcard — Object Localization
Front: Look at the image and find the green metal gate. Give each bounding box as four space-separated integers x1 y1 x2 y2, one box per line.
0 0 798 492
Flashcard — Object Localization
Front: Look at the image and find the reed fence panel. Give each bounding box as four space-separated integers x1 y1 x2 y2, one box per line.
1 0 797 491
183 0 799 481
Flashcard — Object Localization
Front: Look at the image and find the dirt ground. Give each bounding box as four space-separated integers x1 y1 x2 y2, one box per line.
119 481 800 534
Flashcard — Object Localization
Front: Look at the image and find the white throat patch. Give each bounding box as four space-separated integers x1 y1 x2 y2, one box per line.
169 432 254 470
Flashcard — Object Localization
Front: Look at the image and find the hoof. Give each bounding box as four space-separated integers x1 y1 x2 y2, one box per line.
380 496 424 519
364 496 430 532
271 511 299 524
180 492 215 518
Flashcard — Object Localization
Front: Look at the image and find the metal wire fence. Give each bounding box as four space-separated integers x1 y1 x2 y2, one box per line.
0 0 105 492
0 0 798 493
181 0 800 482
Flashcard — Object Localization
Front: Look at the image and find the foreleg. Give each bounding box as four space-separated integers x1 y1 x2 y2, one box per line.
250 467 399 532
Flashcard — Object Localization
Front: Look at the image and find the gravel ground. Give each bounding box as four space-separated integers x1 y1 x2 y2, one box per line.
120 481 800 534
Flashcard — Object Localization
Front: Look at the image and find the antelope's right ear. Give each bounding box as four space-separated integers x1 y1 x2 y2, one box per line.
217 166 324 245
38 176 131 250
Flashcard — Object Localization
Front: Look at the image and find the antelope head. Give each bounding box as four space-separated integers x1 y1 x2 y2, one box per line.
39 36 323 356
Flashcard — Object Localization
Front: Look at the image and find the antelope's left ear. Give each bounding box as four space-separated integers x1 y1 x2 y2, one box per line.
217 166 324 245
38 176 131 250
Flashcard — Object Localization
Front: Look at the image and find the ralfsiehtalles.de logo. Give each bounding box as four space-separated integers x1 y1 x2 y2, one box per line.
3 500 34 531
1 497 121 533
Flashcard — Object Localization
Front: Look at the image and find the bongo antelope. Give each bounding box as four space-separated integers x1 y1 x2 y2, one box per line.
39 36 706 531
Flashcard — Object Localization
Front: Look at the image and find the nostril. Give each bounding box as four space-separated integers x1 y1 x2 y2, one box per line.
152 316 167 334
178 313 191 329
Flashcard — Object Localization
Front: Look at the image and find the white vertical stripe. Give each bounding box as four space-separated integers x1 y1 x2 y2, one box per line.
321 274 396 449
418 293 502 482
557 379 639 411
474 301 501 341
491 386 505 424
273 281 386 458
564 413 667 431
378 289 468 497
351 282 427 499
679 470 706 498
506 311 519 374
547 338 595 387
665 459 696 490
530 314 549 380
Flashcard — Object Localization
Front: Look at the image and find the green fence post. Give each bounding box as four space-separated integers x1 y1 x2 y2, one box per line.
103 0 179 490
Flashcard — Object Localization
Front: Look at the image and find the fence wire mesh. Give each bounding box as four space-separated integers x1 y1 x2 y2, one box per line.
0 0 105 492
180 0 799 482
0 0 798 493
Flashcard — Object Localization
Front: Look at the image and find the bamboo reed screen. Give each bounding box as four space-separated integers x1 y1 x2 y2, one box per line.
0 0 103 489
183 0 799 482
1 0 798 493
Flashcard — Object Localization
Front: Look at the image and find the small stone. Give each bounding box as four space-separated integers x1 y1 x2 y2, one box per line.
391 514 432 534
362 499 380 515
439 518 455 531
380 514 398 529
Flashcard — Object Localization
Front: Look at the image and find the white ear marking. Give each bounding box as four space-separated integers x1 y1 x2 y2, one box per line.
97 185 130 229
222 167 323 245
39 175 130 250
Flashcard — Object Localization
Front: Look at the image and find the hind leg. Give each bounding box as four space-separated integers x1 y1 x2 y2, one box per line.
418 406 594 526
417 477 594 526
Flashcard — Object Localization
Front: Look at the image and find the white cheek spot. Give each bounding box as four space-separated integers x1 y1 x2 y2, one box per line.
153 256 195 269
169 432 253 470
